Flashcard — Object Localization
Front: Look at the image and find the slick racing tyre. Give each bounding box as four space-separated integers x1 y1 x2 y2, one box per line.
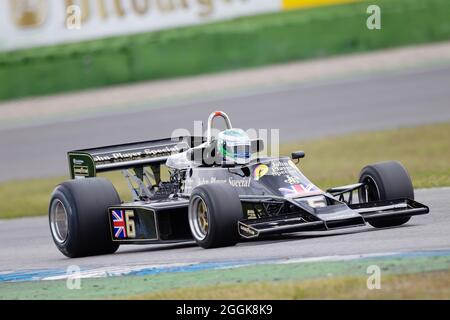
49 178 120 258
358 161 414 228
188 183 243 249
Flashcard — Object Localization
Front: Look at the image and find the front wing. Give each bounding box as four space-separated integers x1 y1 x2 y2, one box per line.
238 198 429 239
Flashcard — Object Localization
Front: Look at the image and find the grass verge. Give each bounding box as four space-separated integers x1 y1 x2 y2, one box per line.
1 0 450 100
131 270 450 300
0 172 130 219
1 122 449 219
0 254 449 299
280 122 450 189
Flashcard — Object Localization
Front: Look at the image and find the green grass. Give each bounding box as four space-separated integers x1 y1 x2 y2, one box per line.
1 122 449 219
0 172 131 219
1 255 449 299
280 122 450 189
0 177 67 220
1 0 450 100
131 270 450 300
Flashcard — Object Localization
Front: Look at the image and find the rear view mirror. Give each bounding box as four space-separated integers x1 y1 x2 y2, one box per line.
251 139 264 153
291 151 305 161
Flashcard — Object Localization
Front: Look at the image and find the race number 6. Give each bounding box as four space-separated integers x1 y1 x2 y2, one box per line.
125 210 136 238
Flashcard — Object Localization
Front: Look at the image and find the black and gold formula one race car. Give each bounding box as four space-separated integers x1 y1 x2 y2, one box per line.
49 111 429 257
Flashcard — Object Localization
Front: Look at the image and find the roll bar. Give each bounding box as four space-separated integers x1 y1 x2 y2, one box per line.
206 111 233 144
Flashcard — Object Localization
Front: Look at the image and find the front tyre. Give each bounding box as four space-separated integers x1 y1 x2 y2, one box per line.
49 178 121 258
358 161 414 228
188 183 243 249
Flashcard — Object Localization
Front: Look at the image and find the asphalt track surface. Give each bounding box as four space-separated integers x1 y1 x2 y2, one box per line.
1 65 450 181
0 188 449 272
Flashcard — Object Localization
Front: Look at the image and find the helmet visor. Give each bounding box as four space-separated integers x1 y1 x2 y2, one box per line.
225 143 250 161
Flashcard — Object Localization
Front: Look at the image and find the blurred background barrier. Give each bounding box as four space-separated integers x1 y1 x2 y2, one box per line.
0 0 281 50
0 0 449 101
0 0 356 51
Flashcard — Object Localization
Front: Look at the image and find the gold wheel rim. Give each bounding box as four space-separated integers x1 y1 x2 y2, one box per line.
189 195 210 241
198 200 209 234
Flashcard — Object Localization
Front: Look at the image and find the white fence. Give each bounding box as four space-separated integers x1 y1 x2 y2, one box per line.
0 0 355 51
0 0 281 51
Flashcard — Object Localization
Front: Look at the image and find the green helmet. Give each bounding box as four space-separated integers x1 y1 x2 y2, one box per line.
217 128 251 165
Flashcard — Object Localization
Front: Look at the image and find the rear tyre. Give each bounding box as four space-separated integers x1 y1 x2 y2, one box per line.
49 178 120 258
358 161 414 228
188 183 243 249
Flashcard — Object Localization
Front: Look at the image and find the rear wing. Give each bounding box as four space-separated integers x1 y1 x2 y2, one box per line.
68 136 204 179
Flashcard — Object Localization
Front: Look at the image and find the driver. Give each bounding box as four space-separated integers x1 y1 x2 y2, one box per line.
217 128 251 165
166 128 251 169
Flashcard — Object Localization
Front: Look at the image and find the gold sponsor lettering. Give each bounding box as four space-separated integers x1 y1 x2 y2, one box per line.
246 209 256 219
239 224 257 237
131 0 151 15
9 0 48 28
92 145 182 164
156 0 175 13
63 0 200 22
114 0 126 17
74 165 89 176
96 0 127 19
10 0 248 30
228 177 251 188
97 0 108 20
61 0 242 23
197 0 213 17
